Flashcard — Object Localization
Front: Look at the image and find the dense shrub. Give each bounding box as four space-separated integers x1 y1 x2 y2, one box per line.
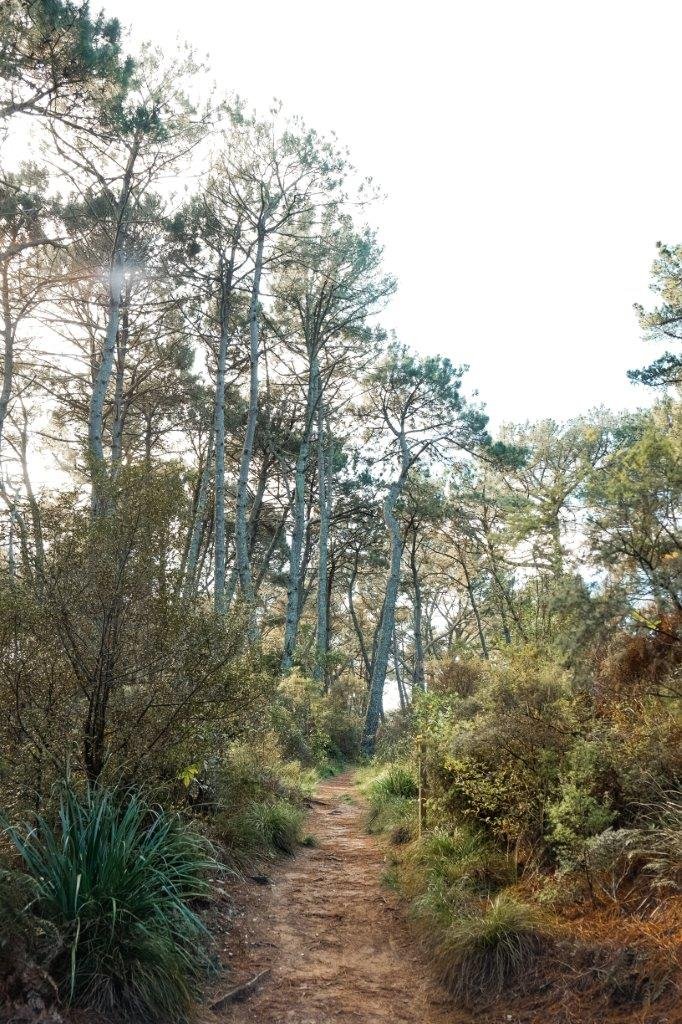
4 782 215 1022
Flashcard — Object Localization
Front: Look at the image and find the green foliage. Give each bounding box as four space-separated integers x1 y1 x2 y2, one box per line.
0 0 133 120
630 241 682 387
206 736 311 866
405 827 514 896
272 670 348 765
546 737 617 863
419 648 573 847
4 782 215 1022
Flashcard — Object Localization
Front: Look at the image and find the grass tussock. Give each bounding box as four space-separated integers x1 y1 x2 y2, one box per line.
215 797 305 866
359 762 419 839
3 782 215 1022
434 892 544 1003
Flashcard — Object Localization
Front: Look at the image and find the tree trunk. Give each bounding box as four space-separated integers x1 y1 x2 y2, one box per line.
87 135 139 510
234 224 266 629
281 356 319 672
362 473 405 755
410 527 425 690
0 262 14 458
313 399 331 682
348 552 372 681
393 629 407 710
88 249 123 491
460 554 489 659
213 290 230 612
182 443 213 599
110 293 129 469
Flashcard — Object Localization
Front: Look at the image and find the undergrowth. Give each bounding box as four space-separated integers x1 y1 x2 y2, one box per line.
362 760 547 1004
365 756 681 1013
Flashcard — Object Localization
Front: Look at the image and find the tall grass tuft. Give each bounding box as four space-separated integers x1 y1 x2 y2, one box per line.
436 892 543 1004
216 797 304 865
4 782 216 1022
362 763 418 837
369 763 419 800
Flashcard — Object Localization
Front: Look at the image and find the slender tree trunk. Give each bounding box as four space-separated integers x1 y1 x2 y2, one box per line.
235 223 266 629
348 552 372 680
393 629 407 710
362 472 406 755
410 527 425 690
88 135 139 509
460 554 489 659
0 262 14 458
213 288 230 612
281 356 319 671
313 398 331 682
253 500 292 594
89 249 123 482
182 443 213 598
110 294 128 469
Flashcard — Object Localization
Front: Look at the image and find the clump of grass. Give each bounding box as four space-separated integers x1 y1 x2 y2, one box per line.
361 762 419 837
435 892 544 1004
258 800 304 854
4 782 215 1023
366 793 416 836
390 822 414 845
370 763 418 800
216 797 304 865
405 826 513 894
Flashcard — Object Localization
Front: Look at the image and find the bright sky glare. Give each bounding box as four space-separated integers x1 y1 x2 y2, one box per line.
108 0 677 427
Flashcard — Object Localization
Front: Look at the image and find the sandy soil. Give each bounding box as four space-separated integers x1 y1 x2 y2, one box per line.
205 772 464 1024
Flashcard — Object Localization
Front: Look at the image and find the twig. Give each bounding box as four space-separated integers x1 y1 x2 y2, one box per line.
211 969 271 1012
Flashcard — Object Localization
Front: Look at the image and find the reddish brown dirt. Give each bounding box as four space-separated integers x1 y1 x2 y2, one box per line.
204 772 463 1024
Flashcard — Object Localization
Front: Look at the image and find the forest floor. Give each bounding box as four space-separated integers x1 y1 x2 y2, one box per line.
201 771 465 1024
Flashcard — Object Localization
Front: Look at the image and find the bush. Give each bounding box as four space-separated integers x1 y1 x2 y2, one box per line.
435 892 544 1004
4 782 215 1022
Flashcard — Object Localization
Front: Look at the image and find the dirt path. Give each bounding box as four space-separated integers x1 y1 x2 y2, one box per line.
209 772 462 1024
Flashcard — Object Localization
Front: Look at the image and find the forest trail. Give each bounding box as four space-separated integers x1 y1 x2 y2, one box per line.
209 772 461 1024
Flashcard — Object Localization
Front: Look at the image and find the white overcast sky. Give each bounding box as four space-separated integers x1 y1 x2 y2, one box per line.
108 0 676 427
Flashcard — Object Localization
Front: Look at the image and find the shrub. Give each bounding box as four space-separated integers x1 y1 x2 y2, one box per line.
404 826 514 896
548 781 616 864
435 892 544 1004
4 782 215 1022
